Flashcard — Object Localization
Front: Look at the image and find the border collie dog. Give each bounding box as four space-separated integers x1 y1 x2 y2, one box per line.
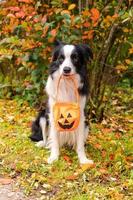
30 40 93 164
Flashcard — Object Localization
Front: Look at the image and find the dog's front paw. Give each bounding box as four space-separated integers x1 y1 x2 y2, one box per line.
47 154 59 164
36 140 46 148
79 157 94 165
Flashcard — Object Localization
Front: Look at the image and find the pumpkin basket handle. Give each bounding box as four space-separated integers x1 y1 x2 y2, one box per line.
56 75 80 103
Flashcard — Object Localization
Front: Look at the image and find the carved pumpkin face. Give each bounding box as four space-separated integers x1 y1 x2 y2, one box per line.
58 113 75 129
53 102 80 132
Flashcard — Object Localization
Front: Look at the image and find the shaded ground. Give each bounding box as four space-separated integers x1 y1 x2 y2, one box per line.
0 86 133 199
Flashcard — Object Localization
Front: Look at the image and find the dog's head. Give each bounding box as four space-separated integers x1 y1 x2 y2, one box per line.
49 40 93 77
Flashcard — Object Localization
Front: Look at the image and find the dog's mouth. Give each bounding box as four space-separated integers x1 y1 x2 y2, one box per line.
62 73 76 77
63 72 72 76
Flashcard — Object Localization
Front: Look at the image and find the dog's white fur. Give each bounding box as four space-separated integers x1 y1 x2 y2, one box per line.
36 45 93 164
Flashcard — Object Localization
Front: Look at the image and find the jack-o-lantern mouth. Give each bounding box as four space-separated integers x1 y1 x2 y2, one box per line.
58 121 75 129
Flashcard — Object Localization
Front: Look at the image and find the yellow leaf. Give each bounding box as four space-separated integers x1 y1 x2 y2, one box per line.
123 28 129 33
81 163 95 171
116 65 128 71
68 4 76 10
129 47 133 54
125 59 131 64
61 10 70 15
82 10 90 16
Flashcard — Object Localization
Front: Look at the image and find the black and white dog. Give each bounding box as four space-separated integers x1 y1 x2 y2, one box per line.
30 40 93 164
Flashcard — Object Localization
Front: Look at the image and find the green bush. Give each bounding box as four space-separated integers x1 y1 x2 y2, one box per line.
0 0 133 120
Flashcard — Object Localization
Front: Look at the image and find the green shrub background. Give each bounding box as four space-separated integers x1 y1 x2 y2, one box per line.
0 0 133 120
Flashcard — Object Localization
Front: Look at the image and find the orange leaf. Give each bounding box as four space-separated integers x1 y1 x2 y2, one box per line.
50 29 57 37
68 4 76 10
7 6 20 12
63 155 72 163
90 8 100 22
61 10 71 15
112 13 118 19
83 22 90 28
82 35 88 40
87 30 94 39
94 143 102 149
109 154 115 160
115 133 121 139
82 10 90 17
99 168 108 174
66 174 77 180
48 37 55 43
18 0 33 3
62 0 68 4
15 11 25 19
101 128 112 134
126 156 133 161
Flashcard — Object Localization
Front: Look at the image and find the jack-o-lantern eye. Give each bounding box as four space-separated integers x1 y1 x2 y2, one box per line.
67 113 72 118
60 114 64 119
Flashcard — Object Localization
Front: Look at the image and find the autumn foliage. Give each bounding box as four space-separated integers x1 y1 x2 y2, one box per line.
0 0 133 120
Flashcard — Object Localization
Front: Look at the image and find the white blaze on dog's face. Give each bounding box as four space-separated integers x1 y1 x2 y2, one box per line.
58 45 75 76
50 41 93 79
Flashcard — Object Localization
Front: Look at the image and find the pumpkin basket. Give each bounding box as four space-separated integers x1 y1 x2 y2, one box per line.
53 75 80 132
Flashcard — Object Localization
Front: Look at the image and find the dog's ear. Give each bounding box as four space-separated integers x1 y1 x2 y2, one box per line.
52 40 64 61
54 39 64 47
79 44 93 62
52 41 62 61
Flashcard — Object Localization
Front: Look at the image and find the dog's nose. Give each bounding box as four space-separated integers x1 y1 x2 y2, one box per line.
63 67 71 74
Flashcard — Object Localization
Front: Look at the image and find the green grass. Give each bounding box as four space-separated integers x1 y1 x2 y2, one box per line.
0 94 133 199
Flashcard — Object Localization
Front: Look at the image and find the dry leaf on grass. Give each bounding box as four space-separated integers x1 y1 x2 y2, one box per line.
0 177 12 185
80 163 95 172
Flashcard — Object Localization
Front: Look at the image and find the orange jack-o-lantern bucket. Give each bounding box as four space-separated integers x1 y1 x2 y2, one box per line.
53 75 80 132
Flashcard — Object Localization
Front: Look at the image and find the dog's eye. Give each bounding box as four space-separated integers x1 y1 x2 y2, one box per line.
58 55 64 63
71 53 78 62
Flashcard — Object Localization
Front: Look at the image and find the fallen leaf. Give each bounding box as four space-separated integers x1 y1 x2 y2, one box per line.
109 154 115 160
63 155 72 163
94 143 102 149
101 128 112 134
66 174 77 180
80 163 95 171
99 168 108 174
0 177 12 185
101 150 106 158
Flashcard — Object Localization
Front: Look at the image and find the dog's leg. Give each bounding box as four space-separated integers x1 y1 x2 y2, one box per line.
76 121 93 164
36 117 47 148
47 125 59 164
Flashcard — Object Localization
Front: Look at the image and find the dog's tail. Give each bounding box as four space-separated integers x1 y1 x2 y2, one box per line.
29 110 46 142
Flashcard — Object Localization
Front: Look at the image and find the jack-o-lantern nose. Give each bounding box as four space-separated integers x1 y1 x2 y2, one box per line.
64 119 69 124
